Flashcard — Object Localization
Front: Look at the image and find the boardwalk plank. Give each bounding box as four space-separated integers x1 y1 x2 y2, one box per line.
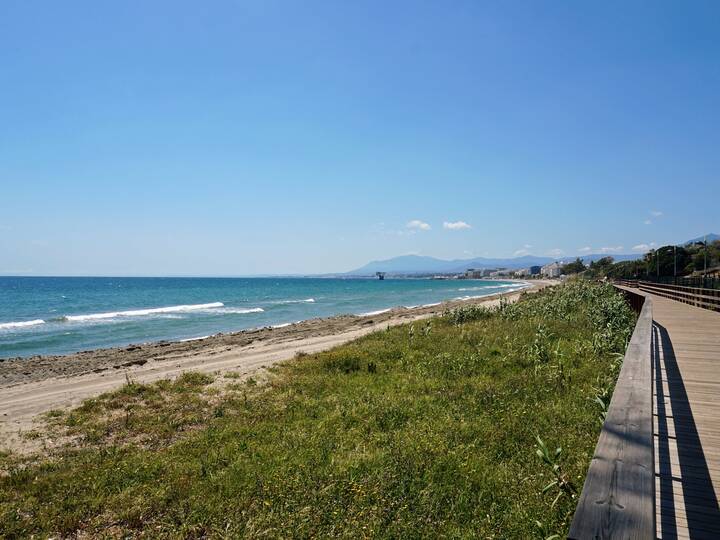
649 293 720 539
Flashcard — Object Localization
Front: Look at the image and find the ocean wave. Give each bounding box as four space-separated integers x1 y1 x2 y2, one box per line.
270 298 316 305
454 295 488 301
359 308 392 317
458 283 527 291
179 335 210 342
404 302 442 309
0 319 46 330
212 307 264 314
62 302 225 322
457 286 486 292
455 289 523 301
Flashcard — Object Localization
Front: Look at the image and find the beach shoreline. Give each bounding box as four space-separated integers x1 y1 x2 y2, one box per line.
0 280 550 452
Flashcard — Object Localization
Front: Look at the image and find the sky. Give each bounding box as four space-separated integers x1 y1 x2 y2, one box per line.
1 1 718 276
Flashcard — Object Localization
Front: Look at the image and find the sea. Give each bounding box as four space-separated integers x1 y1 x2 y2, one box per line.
0 276 527 359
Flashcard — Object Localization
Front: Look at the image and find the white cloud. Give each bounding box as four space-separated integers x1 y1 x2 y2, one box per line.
644 210 663 225
443 221 472 230
406 219 431 231
547 248 564 257
578 246 592 253
523 244 532 249
599 246 623 253
632 242 657 252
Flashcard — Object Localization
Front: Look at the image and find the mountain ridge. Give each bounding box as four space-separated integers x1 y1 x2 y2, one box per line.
348 253 637 275
347 234 718 275
684 233 719 245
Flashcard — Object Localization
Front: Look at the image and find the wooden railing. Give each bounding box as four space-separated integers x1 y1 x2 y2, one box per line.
616 279 720 312
568 287 654 539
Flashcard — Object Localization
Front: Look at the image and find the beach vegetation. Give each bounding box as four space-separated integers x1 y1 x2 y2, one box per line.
0 281 635 538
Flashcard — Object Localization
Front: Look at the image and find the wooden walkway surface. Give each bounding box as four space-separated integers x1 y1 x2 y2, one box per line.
650 293 720 539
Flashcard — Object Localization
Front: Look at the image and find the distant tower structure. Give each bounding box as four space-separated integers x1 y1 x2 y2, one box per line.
376 272 386 280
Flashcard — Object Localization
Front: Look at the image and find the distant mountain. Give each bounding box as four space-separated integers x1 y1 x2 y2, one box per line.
350 255 468 275
349 254 544 275
348 252 638 275
684 233 719 245
348 238 720 276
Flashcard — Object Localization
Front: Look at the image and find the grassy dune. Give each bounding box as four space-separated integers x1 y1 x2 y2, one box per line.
0 281 635 538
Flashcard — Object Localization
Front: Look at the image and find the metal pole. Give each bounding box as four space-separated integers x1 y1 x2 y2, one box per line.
674 245 677 282
705 234 708 274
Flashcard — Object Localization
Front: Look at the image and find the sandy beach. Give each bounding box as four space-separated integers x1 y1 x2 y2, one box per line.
0 281 550 452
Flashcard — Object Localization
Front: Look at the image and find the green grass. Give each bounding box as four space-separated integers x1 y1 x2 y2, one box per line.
0 281 635 538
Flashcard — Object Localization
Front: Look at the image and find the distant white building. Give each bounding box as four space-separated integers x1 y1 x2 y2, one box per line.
541 261 564 278
464 268 498 278
514 268 530 277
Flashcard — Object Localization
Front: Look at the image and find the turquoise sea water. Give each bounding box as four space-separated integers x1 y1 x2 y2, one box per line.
0 277 527 359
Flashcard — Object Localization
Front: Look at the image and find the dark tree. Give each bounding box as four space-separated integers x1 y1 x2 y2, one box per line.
562 258 587 275
644 246 691 277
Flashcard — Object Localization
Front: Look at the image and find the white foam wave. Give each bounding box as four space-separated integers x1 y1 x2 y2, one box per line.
0 319 46 330
272 322 293 329
180 335 210 342
212 307 264 314
63 302 225 322
359 308 392 317
458 283 527 292
404 302 442 310
455 288 523 301
272 298 316 305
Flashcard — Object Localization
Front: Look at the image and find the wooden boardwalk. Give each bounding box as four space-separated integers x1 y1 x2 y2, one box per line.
650 293 720 539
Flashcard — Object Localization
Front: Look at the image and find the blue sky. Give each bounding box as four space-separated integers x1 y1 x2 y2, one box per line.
1 1 718 275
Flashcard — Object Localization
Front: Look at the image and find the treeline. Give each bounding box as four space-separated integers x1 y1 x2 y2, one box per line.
560 240 720 279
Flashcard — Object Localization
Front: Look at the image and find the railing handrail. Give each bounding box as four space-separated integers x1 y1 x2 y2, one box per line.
568 287 654 539
638 274 719 290
614 279 720 312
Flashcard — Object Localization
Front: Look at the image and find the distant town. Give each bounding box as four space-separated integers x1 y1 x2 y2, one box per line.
429 260 562 280
460 261 562 279
373 261 565 280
